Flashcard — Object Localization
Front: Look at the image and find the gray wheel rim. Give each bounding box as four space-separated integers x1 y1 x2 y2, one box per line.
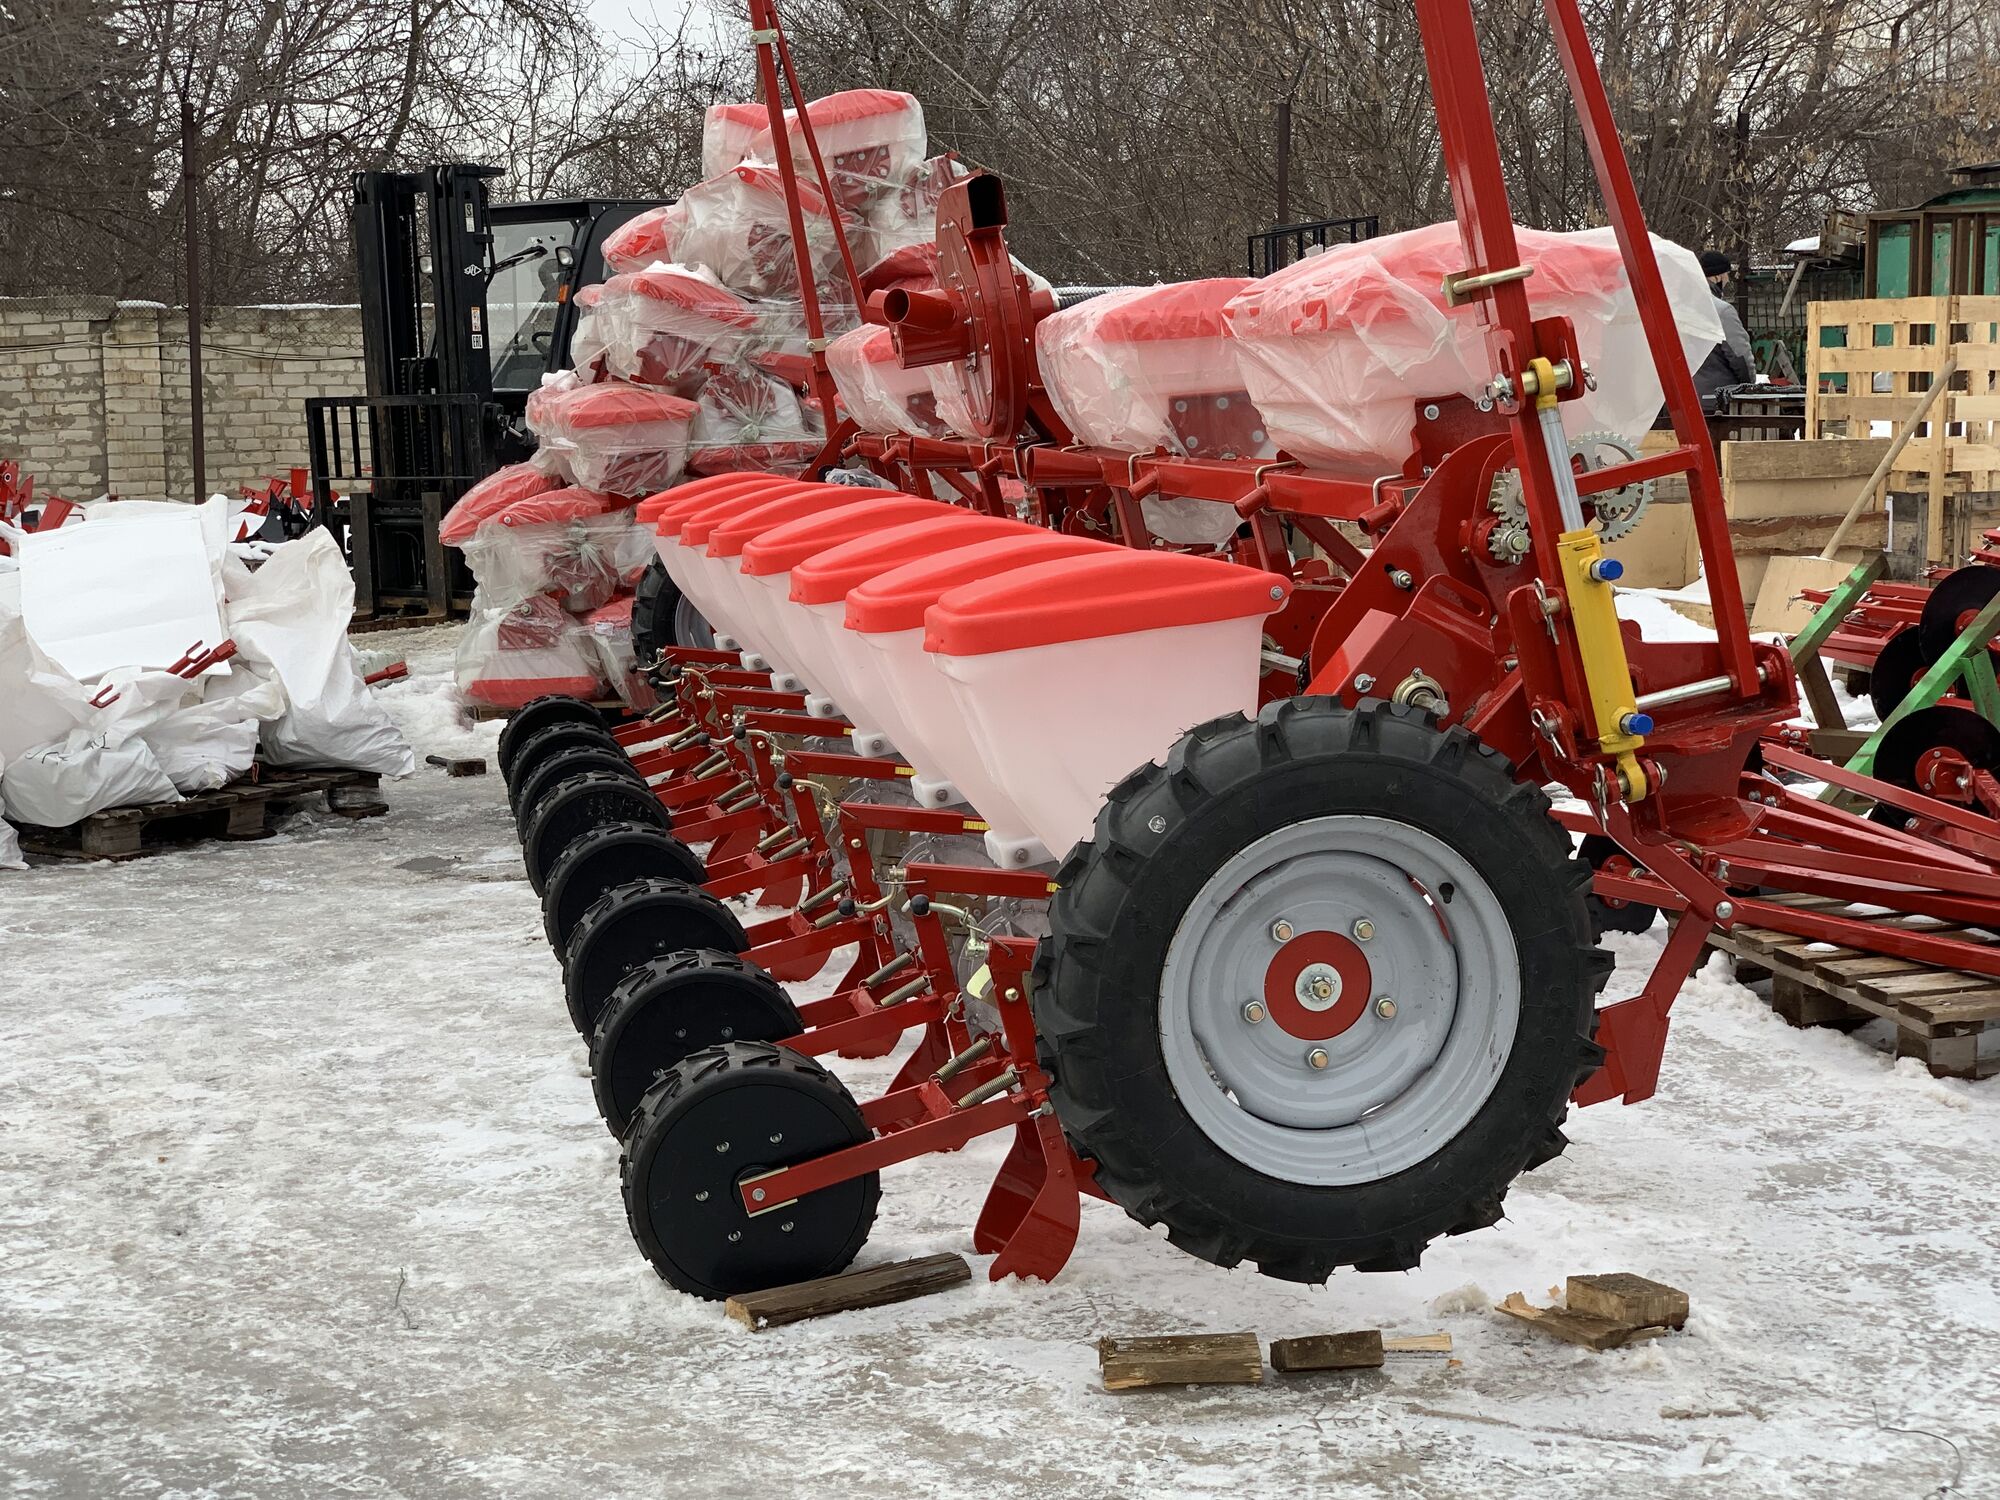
673 592 716 651
1157 814 1520 1187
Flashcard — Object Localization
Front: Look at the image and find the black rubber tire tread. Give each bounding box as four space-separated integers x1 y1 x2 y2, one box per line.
511 746 645 833
631 557 677 667
1579 833 1658 937
590 949 803 1135
503 720 622 803
620 1040 878 1299
1031 697 1609 1284
541 821 709 952
562 877 751 1034
497 696 607 779
520 773 671 896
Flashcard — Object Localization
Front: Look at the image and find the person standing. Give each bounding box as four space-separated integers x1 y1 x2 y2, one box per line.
1692 250 1756 410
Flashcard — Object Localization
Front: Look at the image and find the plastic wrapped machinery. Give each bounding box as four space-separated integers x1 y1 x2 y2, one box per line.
703 101 773 178
1036 279 1270 459
456 593 606 708
1222 223 1721 477
602 205 680 277
688 367 827 477
783 89 927 217
667 163 862 301
569 283 612 381
438 461 560 547
528 379 698 497
599 266 760 392
456 486 648 614
827 325 949 437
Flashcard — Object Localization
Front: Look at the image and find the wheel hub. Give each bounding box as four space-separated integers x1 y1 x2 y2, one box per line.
1263 932 1371 1038
1160 815 1521 1187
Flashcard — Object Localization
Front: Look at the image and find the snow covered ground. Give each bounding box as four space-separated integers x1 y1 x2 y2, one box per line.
2 624 1995 1499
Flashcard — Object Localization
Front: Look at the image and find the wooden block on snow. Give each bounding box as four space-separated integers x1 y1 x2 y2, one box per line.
1269 1330 1385 1373
1565 1273 1690 1330
1382 1332 1453 1355
1496 1293 1669 1351
724 1252 970 1331
424 754 488 777
1099 1332 1263 1390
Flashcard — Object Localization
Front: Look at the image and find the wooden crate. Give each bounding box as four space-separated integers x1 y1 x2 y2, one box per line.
7 767 387 861
1719 436 1895 605
1805 295 2000 562
1706 894 2000 1080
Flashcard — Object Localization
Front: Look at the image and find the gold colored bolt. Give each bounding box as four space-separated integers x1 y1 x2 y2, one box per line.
1310 976 1335 1001
1271 920 1295 942
1242 1001 1268 1025
1352 918 1376 941
1375 997 1398 1019
1306 1048 1331 1070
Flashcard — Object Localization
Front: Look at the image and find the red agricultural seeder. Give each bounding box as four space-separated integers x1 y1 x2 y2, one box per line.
494 0 2000 1300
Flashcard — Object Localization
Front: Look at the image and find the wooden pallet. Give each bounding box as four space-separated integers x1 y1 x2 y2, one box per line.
1706 894 2000 1079
8 767 386 861
463 696 630 725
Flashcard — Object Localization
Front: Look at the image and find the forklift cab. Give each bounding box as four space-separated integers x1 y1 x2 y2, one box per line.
309 164 669 620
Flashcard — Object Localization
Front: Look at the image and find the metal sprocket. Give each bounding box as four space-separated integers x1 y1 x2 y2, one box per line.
1485 429 1656 560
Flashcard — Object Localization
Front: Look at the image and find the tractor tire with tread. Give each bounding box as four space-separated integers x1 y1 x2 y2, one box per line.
520 772 671 896
1031 697 1608 1284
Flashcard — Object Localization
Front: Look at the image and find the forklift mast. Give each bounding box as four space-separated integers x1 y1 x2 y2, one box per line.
310 162 668 622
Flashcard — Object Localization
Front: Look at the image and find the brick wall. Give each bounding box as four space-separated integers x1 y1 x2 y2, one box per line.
0 298 365 500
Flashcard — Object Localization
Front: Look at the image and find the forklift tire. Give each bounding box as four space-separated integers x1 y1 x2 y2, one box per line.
590 950 803 1136
621 1041 877 1299
520 773 671 897
542 821 709 953
497 697 607 780
511 747 645 834
1032 698 1608 1283
562 877 751 1034
503 719 621 800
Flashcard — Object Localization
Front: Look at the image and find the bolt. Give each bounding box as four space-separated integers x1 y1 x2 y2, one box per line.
780 1221 794 1233
1423 403 1440 420
1352 918 1376 941
1354 673 1376 692
695 1190 709 1202
850 838 864 849
1389 568 1414 590
1310 976 1334 1000
1270 585 1285 601
1375 997 1398 1019
1242 1000 1268 1025
1307 1048 1331 1070
728 1231 742 1242
715 1141 730 1153
1004 987 1021 1002
1271 919 1295 942
751 1187 766 1202
1147 814 1167 834
1715 900 1735 921
768 1133 782 1143
1715 860 1730 881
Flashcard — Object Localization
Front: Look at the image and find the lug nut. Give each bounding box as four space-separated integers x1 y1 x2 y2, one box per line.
1715 900 1735 921
1306 1048 1331 1070
1271 920 1295 942
1242 1001 1268 1025
1375 997 1398 1019
1352 918 1376 941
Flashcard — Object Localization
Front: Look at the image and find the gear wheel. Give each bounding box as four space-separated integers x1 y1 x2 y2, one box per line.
1485 430 1655 558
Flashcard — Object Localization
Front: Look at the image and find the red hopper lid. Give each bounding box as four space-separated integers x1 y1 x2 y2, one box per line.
789 515 1033 605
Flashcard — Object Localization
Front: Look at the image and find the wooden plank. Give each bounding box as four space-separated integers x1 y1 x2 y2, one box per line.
1721 438 1894 485
424 754 488 777
1566 1274 1690 1330
1099 1332 1263 1390
1907 991 2000 1025
1268 1330 1385 1373
723 1252 971 1331
1382 1332 1454 1355
1496 1294 1670 1352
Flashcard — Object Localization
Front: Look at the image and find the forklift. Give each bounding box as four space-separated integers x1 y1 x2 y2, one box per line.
306 163 669 621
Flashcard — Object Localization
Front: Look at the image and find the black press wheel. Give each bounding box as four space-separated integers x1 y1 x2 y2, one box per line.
1580 833 1659 937
621 1041 878 1299
1869 627 1931 725
511 746 646 834
542 821 710 953
497 696 606 780
503 720 621 802
1032 698 1609 1283
521 773 672 896
591 950 804 1136
562 877 751 1034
